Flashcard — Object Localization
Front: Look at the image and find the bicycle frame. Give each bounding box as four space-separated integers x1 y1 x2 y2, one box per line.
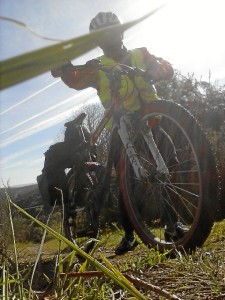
90 90 168 182
67 64 169 210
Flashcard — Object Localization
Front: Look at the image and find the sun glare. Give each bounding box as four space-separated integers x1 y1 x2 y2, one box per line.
125 0 225 80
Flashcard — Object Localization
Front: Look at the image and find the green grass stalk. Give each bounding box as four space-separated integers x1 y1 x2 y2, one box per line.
5 191 23 298
9 198 148 299
28 203 56 298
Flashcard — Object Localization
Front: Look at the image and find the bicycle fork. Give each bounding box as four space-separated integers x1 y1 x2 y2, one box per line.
118 116 169 179
142 130 169 175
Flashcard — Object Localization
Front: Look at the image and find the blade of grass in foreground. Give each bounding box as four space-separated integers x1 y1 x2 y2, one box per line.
28 203 56 299
8 196 148 300
5 192 23 299
0 5 164 90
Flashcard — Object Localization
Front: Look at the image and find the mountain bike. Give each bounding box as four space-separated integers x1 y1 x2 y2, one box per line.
63 61 219 254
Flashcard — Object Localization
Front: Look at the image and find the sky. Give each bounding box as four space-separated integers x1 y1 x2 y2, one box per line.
0 0 225 187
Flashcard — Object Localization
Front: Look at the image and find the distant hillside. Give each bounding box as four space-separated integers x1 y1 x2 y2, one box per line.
0 183 42 209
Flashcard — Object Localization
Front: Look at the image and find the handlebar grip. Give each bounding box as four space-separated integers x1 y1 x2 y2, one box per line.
79 60 154 83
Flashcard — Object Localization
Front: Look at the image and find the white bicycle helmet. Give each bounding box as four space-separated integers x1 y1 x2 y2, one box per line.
89 12 122 32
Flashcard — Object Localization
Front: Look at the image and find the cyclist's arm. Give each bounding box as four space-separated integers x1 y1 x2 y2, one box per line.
141 47 174 81
51 61 98 90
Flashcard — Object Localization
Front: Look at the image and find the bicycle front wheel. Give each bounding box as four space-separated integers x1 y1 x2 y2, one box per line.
120 101 218 252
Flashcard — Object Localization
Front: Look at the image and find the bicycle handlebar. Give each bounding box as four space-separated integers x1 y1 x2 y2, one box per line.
74 59 154 83
94 59 153 81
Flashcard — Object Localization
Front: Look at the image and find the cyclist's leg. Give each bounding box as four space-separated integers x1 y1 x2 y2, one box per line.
113 134 137 254
118 192 134 237
115 194 137 255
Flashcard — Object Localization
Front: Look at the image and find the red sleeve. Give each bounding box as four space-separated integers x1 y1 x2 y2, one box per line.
141 47 158 64
140 47 174 80
53 62 98 90
158 59 174 79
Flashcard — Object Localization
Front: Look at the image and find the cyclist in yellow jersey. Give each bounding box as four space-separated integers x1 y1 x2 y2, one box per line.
52 13 173 112
50 12 184 255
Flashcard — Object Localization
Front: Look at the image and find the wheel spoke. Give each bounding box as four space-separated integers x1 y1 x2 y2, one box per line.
122 101 216 252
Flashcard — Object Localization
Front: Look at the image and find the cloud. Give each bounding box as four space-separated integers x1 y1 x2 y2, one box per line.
0 108 73 148
0 139 52 167
0 79 60 116
1 160 27 171
26 156 44 167
0 88 93 135
2 155 45 171
0 92 98 148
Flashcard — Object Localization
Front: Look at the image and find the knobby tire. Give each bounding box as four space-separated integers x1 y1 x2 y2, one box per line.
120 100 219 252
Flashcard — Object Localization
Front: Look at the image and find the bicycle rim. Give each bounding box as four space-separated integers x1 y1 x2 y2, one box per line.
121 101 218 252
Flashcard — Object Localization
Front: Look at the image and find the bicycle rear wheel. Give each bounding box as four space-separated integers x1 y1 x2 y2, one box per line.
121 101 218 252
64 169 100 253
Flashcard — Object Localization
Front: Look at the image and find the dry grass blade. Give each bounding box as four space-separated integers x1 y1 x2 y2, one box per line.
125 274 183 300
60 271 183 299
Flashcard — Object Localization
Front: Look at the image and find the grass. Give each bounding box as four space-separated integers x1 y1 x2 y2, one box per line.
1 195 148 299
1 192 225 299
204 221 225 250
